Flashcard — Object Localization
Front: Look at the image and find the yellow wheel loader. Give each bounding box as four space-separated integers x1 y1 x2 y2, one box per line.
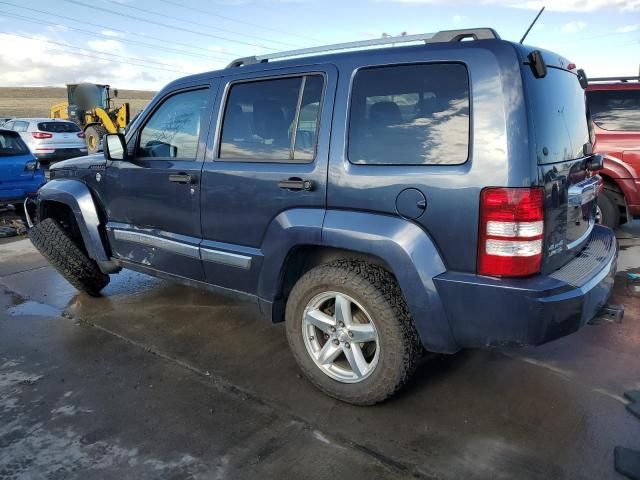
51 83 130 154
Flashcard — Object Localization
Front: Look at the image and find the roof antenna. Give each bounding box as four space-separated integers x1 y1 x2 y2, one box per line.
519 6 545 44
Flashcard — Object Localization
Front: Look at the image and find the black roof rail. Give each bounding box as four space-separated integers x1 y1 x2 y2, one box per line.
226 28 500 68
589 76 640 83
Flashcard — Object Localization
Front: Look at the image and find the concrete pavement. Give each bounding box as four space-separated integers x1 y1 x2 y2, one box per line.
1 223 639 479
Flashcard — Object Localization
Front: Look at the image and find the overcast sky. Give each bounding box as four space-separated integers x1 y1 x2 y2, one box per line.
0 0 638 90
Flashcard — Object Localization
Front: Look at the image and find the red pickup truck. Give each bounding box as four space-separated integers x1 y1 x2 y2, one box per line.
586 76 640 229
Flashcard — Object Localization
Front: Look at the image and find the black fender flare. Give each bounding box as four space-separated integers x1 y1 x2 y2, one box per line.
36 179 119 273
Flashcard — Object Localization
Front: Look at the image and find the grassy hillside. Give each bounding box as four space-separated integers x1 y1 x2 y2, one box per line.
0 87 155 119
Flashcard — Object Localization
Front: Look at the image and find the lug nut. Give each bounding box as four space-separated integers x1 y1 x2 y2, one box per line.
324 333 329 340
348 331 354 338
338 322 345 328
309 336 314 341
333 339 340 346
329 326 336 332
345 342 351 349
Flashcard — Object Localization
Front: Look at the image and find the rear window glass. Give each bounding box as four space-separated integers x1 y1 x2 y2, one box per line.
525 68 590 164
38 122 81 133
0 131 29 156
587 89 640 131
348 63 470 165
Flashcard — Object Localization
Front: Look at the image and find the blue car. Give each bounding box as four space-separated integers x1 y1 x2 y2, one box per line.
0 129 46 207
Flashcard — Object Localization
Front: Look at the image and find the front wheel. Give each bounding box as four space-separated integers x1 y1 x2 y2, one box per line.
285 260 421 405
85 125 107 154
29 218 110 296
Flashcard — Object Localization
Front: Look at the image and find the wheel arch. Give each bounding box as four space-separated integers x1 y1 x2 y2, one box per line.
36 179 119 273
258 208 459 353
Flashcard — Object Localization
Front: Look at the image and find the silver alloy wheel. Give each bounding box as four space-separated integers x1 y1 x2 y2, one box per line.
302 291 380 383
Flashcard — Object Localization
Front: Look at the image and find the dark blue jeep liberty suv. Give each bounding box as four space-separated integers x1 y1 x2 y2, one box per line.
28 28 620 404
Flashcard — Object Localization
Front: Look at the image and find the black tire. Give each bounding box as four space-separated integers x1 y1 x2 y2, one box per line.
285 260 421 405
597 190 620 230
85 125 107 154
29 218 109 296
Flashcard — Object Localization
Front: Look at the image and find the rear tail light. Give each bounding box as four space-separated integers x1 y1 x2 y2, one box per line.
477 187 545 277
77 132 86 138
32 132 53 139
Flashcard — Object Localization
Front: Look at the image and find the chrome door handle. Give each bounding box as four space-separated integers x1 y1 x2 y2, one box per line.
168 173 194 184
277 178 314 191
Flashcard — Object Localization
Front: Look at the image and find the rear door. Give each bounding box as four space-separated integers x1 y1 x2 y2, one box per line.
36 121 84 148
0 131 34 185
200 65 337 294
523 65 597 272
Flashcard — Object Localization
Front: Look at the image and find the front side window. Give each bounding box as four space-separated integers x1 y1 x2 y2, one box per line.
587 89 640 131
348 63 470 165
137 89 209 160
219 74 324 162
0 132 29 156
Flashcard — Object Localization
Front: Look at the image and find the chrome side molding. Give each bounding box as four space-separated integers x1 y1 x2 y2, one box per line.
111 228 252 269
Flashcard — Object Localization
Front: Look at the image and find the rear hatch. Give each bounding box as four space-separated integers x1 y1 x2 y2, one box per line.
521 54 598 273
0 131 35 182
36 121 85 147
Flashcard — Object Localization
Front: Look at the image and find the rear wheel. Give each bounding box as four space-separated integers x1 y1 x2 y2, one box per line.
285 260 421 405
597 190 620 230
29 218 109 296
85 125 107 154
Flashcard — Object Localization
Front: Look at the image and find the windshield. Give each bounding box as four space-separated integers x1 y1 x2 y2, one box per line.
525 67 590 165
0 131 30 156
587 89 640 131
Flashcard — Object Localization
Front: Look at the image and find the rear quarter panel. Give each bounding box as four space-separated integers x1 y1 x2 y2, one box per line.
326 41 532 273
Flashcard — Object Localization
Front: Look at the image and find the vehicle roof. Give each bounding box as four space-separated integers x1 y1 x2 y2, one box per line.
9 118 77 122
587 82 640 91
164 37 554 88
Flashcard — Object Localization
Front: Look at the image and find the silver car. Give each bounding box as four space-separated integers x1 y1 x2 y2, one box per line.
3 118 87 165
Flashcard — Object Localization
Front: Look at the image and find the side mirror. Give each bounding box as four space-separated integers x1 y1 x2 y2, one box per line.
586 153 603 172
104 133 127 161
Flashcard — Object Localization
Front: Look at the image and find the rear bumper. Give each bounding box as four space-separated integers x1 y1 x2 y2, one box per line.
434 225 618 348
35 148 87 162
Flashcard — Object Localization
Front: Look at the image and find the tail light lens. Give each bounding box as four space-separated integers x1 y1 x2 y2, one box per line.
32 132 53 139
77 132 86 138
477 187 545 277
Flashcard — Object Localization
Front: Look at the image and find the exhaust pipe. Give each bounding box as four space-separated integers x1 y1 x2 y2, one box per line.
589 304 625 325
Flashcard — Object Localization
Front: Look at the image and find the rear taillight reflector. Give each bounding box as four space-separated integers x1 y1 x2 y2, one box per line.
478 187 545 277
32 132 53 139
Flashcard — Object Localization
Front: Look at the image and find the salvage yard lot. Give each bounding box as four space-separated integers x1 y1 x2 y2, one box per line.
0 223 639 479
0 87 155 118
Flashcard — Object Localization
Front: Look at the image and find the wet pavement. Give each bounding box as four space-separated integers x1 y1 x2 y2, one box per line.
0 223 639 479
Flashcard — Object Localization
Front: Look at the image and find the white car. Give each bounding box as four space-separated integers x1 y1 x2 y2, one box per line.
2 118 87 165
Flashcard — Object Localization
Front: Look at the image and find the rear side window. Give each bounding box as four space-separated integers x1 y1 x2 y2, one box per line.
525 68 590 164
0 132 29 156
348 63 470 165
587 89 640 131
38 122 81 133
219 74 324 162
137 89 209 160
